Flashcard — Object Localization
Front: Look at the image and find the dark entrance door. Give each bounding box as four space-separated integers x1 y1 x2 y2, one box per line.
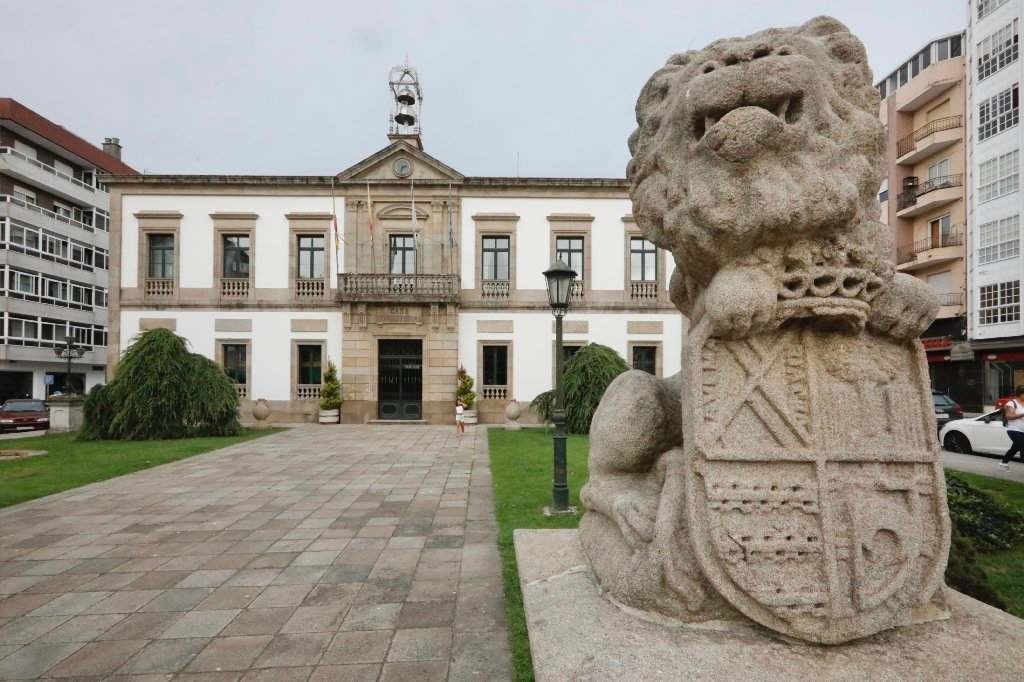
378 339 423 420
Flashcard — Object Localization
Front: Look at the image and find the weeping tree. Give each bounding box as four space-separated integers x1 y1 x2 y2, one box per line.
531 343 630 434
80 328 240 440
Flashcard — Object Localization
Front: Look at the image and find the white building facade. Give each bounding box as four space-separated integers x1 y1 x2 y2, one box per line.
967 0 1024 403
105 138 682 424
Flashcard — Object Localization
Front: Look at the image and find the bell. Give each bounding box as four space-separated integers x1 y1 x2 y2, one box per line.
394 105 416 126
396 88 416 105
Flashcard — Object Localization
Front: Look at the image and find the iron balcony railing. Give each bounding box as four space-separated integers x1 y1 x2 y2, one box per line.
936 292 964 307
0 146 104 195
336 273 460 302
896 228 962 264
896 115 963 157
897 174 964 211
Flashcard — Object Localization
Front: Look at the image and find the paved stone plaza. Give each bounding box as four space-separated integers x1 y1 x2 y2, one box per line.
0 425 511 681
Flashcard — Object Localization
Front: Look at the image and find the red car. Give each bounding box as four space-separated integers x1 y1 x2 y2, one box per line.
0 399 49 432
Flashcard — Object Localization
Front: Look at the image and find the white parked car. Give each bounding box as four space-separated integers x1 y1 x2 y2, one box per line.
939 410 1010 455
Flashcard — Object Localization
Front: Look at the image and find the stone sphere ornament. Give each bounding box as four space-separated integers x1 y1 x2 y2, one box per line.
579 16 949 645
504 400 522 431
252 398 271 426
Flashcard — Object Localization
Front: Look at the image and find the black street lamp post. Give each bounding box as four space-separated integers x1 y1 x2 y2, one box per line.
542 259 577 515
53 333 85 395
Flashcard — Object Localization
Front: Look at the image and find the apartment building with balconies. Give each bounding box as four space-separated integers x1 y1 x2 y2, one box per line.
877 33 979 407
967 0 1024 407
0 99 135 401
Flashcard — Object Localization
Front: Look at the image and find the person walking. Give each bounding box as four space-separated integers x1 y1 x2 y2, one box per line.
1000 386 1024 470
455 400 465 435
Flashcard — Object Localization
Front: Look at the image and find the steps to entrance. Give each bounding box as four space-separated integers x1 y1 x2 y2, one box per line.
367 419 429 425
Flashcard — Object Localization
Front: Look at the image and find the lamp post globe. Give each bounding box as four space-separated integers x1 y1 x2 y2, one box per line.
542 258 576 313
53 333 85 396
542 259 577 516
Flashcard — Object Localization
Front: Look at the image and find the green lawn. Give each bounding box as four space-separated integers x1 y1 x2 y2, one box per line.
953 471 1024 618
0 428 283 508
489 431 1024 680
488 428 589 682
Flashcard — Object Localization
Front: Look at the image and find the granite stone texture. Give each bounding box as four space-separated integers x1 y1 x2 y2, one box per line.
580 16 951 645
519 530 1024 681
0 425 512 680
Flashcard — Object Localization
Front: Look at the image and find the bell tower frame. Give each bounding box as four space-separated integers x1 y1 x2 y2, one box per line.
388 64 424 149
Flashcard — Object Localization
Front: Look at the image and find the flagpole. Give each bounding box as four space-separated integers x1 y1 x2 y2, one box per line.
410 178 416 271
366 181 374 274
330 177 340 278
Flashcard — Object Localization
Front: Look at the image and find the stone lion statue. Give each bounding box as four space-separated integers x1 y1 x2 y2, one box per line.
580 17 943 638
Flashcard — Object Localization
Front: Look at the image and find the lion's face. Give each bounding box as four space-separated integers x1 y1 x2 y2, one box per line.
628 17 886 301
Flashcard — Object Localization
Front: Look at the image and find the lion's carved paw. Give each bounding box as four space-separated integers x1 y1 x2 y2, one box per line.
703 266 777 338
867 273 939 341
612 494 659 548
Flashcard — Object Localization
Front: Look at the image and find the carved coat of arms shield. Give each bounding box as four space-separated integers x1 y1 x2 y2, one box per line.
682 319 951 643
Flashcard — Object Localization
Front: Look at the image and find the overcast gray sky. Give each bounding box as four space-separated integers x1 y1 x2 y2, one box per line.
5 1 965 177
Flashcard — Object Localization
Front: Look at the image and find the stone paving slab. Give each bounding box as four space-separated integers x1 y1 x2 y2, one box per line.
0 425 512 680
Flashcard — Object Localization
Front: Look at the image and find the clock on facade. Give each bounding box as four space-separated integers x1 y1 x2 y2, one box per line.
392 157 413 178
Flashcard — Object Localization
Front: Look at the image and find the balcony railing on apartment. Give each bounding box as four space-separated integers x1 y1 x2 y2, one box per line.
233 384 248 400
0 194 99 232
145 278 174 298
482 280 510 298
0 147 102 195
896 174 964 211
896 228 962 264
336 273 460 302
936 292 964 307
630 280 658 300
481 386 508 400
220 278 250 299
296 384 321 401
896 115 963 157
295 278 325 298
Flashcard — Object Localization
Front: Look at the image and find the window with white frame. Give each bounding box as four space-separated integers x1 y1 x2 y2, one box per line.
978 84 1019 141
979 150 1020 202
979 280 1021 325
0 314 106 348
978 19 1019 81
8 269 35 295
979 215 1021 264
979 0 1011 20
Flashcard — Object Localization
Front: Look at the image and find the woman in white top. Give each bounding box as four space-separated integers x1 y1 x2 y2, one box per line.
455 400 465 435
1000 386 1024 469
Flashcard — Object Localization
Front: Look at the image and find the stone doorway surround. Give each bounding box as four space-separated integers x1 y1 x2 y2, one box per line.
0 425 512 681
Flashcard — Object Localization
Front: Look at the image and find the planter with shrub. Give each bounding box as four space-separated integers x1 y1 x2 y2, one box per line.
319 361 343 424
456 366 477 424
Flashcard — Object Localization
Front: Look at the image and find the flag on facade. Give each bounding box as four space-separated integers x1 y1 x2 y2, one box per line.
330 178 341 254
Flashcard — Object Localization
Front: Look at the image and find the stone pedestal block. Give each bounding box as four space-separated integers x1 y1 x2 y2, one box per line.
516 529 1024 681
45 398 84 432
